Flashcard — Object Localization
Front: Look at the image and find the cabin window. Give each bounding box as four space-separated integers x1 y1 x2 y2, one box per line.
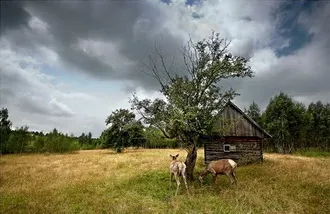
224 144 230 152
223 144 236 152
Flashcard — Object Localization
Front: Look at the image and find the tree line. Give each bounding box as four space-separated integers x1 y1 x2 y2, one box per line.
0 108 102 155
245 92 330 153
2 92 328 155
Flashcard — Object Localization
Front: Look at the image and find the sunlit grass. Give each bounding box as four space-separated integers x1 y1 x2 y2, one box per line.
1 149 329 214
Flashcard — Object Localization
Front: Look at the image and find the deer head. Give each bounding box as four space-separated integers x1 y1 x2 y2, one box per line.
170 154 179 161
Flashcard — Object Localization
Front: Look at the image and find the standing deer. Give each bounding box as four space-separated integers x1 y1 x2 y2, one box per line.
199 159 237 185
169 154 188 196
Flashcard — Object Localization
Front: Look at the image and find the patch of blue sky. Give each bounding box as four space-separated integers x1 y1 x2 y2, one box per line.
274 0 315 56
185 0 201 6
160 0 201 6
160 0 171 5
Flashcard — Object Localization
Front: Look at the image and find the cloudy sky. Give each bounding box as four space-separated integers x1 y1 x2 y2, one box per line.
1 0 329 137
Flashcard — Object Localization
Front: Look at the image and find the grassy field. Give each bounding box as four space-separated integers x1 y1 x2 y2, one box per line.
1 149 329 214
293 149 330 158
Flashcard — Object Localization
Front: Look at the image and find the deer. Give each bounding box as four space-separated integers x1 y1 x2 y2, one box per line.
199 159 237 185
169 154 189 196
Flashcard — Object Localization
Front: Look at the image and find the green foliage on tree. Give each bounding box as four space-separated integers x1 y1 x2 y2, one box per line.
78 132 95 150
306 101 330 150
41 128 79 153
245 93 330 153
33 136 46 152
5 126 30 154
130 32 253 180
101 108 146 152
106 109 135 128
143 126 179 148
262 92 309 153
125 122 146 148
0 108 12 154
245 101 261 124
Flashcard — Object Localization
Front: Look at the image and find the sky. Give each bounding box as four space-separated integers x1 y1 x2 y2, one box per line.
0 0 329 137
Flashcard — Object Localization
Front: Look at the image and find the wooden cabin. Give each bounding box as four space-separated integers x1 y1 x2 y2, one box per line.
202 101 272 165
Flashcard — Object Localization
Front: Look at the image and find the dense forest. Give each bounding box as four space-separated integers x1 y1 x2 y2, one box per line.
1 92 329 155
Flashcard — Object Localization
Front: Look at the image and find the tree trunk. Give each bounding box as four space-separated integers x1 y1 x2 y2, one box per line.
185 144 197 181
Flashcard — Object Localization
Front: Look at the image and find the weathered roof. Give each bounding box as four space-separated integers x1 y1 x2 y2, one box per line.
223 101 272 138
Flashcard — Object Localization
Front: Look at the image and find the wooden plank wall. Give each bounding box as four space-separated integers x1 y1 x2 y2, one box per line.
204 139 263 165
215 105 265 138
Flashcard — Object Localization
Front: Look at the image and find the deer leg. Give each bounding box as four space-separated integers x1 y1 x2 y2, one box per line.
174 174 180 196
182 172 189 195
226 172 235 185
212 174 217 183
231 171 237 185
170 173 173 183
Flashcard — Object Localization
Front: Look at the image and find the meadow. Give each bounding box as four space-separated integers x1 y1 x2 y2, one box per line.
0 149 329 214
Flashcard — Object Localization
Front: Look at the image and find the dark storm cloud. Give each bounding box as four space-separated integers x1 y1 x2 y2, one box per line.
0 0 31 34
1 0 185 90
1 0 329 114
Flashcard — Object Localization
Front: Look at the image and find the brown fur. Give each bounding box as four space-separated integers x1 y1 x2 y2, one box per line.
169 154 188 196
199 159 237 185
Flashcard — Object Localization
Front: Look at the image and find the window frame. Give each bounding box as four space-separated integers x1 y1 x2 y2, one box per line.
223 144 236 152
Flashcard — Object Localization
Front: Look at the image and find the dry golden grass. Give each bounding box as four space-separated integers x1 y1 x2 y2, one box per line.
1 149 329 214
0 149 185 193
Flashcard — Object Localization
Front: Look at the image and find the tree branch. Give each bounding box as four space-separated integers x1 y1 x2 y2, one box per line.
154 43 175 84
138 56 166 92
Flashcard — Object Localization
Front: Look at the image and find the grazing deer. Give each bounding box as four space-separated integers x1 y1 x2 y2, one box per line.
169 154 188 196
199 159 237 185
